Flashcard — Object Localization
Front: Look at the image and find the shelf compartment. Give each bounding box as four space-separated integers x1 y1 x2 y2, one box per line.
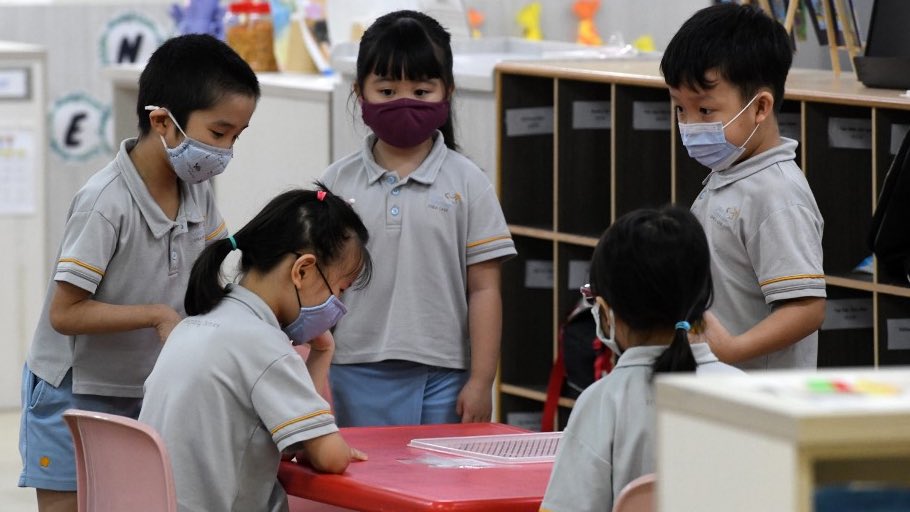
499 73 554 229
673 136 710 207
500 384 576 431
556 243 595 321
873 107 910 202
499 394 547 431
877 294 910 366
556 79 611 236
805 102 873 277
500 236 555 387
817 287 874 367
613 85 672 217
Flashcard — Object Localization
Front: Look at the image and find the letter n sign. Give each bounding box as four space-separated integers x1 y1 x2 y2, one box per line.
99 12 164 67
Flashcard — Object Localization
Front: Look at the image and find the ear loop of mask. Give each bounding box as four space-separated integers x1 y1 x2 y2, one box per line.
724 94 763 149
145 105 189 148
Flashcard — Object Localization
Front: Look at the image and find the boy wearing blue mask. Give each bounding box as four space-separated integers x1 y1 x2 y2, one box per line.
19 34 259 512
661 3 826 370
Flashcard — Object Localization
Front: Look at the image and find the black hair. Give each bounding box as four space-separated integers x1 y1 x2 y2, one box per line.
185 184 373 316
136 34 260 136
589 206 713 374
660 3 793 114
355 10 458 150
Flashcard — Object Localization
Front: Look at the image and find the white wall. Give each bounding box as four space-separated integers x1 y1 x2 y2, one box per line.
0 0 173 268
0 42 46 408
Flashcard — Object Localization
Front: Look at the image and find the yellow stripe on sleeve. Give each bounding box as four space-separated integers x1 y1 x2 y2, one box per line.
467 234 512 249
270 409 332 435
58 258 105 277
204 221 227 241
759 274 825 287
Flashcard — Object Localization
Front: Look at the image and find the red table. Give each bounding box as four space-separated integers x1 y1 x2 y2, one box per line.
278 423 554 511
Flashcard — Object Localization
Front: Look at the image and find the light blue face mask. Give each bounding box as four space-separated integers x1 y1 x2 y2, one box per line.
283 263 348 345
145 105 233 184
678 94 761 172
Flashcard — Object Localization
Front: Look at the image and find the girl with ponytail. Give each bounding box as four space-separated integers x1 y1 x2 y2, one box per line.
542 206 741 512
140 185 373 511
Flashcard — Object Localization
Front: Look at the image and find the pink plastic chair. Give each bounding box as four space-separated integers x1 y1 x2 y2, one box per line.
613 473 656 512
63 409 177 512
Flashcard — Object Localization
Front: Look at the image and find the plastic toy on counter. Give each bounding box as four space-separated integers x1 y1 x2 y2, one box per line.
573 0 602 46
171 0 225 38
516 2 543 41
632 34 656 53
467 8 484 40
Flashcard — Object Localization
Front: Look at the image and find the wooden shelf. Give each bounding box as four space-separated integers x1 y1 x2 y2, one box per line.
500 383 576 409
495 59 910 423
877 282 910 299
554 232 599 247
825 274 876 293
508 224 557 241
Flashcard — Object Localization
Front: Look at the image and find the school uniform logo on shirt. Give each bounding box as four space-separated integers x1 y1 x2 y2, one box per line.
709 205 741 229
427 192 462 213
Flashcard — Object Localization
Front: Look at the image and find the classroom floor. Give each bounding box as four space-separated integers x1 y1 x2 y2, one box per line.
0 409 37 512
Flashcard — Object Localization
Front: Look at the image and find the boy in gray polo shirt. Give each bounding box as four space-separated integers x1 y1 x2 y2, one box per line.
661 4 826 370
19 35 259 511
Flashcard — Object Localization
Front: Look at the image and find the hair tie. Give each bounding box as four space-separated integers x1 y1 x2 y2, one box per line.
675 321 691 331
228 235 238 251
316 190 327 202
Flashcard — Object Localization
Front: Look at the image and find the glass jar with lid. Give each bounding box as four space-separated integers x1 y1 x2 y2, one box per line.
225 1 279 72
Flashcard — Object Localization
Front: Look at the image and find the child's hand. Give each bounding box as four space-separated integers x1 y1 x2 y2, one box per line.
153 305 182 343
350 446 368 461
702 311 736 362
456 378 493 423
308 330 335 353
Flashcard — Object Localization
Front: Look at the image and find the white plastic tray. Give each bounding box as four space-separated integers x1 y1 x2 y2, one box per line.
407 431 563 464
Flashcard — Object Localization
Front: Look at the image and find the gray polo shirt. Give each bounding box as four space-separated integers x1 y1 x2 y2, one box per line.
540 344 741 512
140 284 338 512
320 133 516 368
27 138 227 396
691 138 825 370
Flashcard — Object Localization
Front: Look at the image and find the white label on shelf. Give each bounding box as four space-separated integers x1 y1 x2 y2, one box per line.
524 260 554 289
779 112 800 141
886 318 910 350
821 298 873 331
632 101 670 131
0 68 28 100
505 107 554 137
568 260 590 290
890 124 910 155
572 100 611 130
828 117 872 150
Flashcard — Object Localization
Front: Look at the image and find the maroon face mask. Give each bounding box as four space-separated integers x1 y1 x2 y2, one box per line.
361 98 450 148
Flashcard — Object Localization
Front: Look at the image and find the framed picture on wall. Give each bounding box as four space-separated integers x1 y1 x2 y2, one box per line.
806 0 861 47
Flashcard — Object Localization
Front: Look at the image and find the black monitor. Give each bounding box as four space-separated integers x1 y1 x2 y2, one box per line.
854 0 910 89
864 0 910 57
